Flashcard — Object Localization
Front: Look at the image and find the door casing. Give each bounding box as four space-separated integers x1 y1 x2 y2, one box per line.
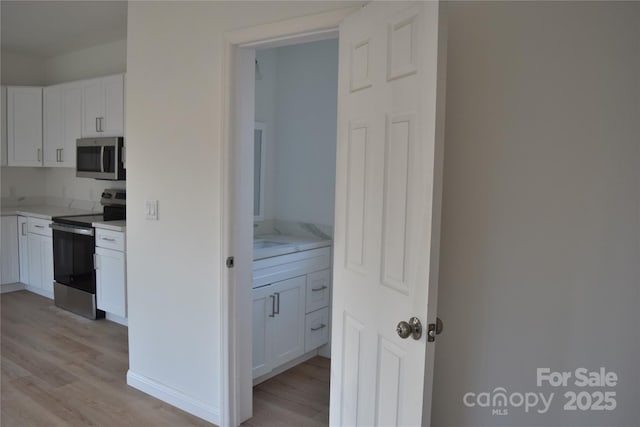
220 8 357 427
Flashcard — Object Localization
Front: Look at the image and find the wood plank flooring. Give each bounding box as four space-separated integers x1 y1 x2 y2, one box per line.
244 357 330 427
1 290 330 427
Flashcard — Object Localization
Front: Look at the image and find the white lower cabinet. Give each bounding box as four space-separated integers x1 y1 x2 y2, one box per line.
95 247 126 317
1 216 20 285
305 307 330 353
27 230 54 297
17 216 29 284
252 247 332 381
269 276 307 368
252 276 306 379
95 229 127 319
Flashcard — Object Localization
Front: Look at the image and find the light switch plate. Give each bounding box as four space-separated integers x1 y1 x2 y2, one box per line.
145 200 159 220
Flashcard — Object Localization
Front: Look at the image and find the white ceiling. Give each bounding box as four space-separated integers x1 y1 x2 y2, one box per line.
1 1 127 58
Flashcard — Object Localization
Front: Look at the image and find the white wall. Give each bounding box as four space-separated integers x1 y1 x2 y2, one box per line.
125 2 359 422
432 2 640 427
255 39 338 227
1 167 46 200
273 40 338 226
44 39 126 85
0 50 46 85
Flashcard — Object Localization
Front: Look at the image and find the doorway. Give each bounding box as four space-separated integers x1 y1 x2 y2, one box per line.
220 13 346 426
248 38 339 425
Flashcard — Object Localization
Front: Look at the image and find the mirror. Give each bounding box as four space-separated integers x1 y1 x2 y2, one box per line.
254 122 266 220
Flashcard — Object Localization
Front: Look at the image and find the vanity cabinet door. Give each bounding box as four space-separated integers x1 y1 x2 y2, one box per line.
268 276 306 368
252 275 307 380
252 285 273 379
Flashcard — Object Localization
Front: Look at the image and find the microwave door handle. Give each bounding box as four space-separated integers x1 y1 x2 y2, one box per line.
100 146 105 173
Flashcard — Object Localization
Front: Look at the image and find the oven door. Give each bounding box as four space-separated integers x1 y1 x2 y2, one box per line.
51 223 96 294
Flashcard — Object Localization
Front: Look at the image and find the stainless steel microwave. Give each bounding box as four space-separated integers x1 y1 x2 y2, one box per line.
76 137 126 180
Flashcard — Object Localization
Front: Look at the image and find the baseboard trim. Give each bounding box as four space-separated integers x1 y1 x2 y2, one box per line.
105 313 128 327
1 282 25 293
253 349 320 386
126 370 219 425
24 285 53 299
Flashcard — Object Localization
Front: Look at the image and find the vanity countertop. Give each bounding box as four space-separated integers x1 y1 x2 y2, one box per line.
253 234 332 260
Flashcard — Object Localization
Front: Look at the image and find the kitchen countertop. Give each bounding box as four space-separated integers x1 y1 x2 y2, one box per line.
253 234 331 260
0 205 95 220
92 220 126 232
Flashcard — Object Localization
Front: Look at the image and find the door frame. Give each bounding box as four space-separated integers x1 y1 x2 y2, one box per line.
219 7 359 427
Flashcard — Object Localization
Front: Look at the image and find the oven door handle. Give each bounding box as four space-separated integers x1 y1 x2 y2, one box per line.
50 223 95 236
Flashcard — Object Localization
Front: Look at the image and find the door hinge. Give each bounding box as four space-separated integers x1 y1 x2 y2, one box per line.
226 256 235 268
427 317 444 342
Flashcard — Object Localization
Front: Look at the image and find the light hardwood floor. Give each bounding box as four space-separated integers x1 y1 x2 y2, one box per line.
1 290 330 427
244 357 330 427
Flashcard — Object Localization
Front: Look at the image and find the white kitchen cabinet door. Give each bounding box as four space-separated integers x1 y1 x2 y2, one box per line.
268 276 306 368
82 75 124 137
60 82 82 167
7 86 43 166
95 247 126 318
1 216 20 285
27 233 43 290
43 83 81 167
101 75 124 136
41 236 54 295
82 78 102 137
252 285 274 379
27 233 54 297
1 86 7 166
43 85 63 166
17 216 29 284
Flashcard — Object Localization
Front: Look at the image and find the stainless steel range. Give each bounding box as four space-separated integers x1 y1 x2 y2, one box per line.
51 189 126 319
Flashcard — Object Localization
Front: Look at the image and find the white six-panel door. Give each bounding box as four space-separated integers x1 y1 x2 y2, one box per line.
330 2 446 426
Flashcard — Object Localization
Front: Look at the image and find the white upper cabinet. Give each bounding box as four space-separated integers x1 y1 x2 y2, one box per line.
1 86 7 167
82 74 124 137
7 86 43 167
43 85 63 166
43 82 82 167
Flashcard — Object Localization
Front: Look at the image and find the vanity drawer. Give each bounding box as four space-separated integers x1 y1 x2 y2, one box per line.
253 246 331 289
305 269 331 313
27 217 52 236
96 229 125 251
305 307 329 353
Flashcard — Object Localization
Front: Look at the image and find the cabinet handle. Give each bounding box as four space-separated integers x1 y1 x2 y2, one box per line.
311 324 327 332
21 222 26 236
34 225 44 229
99 117 104 132
37 148 41 162
93 253 98 269
274 292 280 315
101 237 116 242
311 285 328 292
96 117 100 132
268 295 276 318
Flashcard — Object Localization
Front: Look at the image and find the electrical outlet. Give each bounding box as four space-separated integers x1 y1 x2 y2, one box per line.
145 200 159 220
